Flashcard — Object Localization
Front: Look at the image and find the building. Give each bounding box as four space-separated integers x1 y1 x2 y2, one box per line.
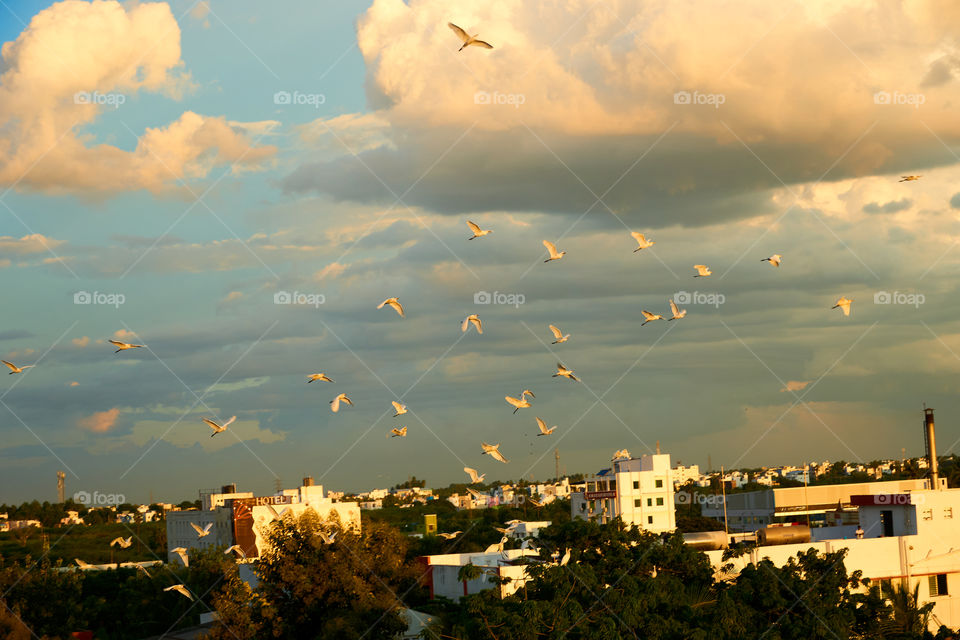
701 478 929 532
418 548 540 600
166 478 360 564
571 451 676 533
672 463 701 488
704 483 960 631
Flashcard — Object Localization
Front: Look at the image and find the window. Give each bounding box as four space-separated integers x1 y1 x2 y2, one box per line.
647 516 653 524
647 498 652 507
633 481 639 490
923 509 933 520
656 497 664 506
945 508 954 519
929 574 948 597
655 479 663 488
634 499 642 508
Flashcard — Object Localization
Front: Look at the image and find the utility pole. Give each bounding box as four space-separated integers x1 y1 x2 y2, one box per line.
720 465 729 535
56 471 65 504
555 448 560 481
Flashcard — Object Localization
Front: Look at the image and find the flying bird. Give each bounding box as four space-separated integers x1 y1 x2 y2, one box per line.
505 389 535 413
693 265 712 277
307 373 333 383
553 363 579 381
377 297 405 317
761 254 782 267
108 339 144 353
318 529 337 545
75 558 94 569
832 297 852 317
486 536 508 554
109 536 132 549
464 467 486 483
631 232 655 252
135 564 152 578
190 522 213 538
612 449 630 461
466 220 492 239
543 240 566 262
224 545 246 559
549 325 570 344
203 416 236 437
438 531 462 540
535 417 556 436
2 360 33 374
466 487 486 500
448 22 494 51
641 310 663 326
164 584 194 600
668 299 686 321
781 380 811 393
330 393 353 413
528 498 544 507
172 547 189 567
392 401 408 417
899 175 922 182
481 442 509 463
493 526 512 534
389 426 407 438
462 314 483 334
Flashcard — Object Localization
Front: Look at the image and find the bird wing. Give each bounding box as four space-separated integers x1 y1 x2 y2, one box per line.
342 395 353 406
641 310 655 320
448 22 470 42
505 395 519 406
549 325 562 339
190 522 204 535
107 340 124 347
556 363 568 372
464 467 479 482
461 316 470 332
536 417 547 433
471 316 482 333
202 418 222 431
490 449 509 463
202 523 213 534
522 390 535 398
330 396 340 412
109 537 122 546
392 401 404 413
631 232 646 244
377 299 387 309
222 416 237 428
389 300 405 317
466 220 482 234
1 360 15 371
542 240 558 257
469 39 494 49
669 300 679 316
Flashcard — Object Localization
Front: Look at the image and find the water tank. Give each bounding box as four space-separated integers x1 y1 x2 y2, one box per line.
221 483 237 494
756 525 811 546
682 530 729 551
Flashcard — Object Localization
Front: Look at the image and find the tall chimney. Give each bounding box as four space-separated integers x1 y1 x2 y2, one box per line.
923 408 940 490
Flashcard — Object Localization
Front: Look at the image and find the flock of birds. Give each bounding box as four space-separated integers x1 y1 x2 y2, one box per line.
10 21 928 598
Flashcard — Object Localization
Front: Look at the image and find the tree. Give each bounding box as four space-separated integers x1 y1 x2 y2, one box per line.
208 510 421 639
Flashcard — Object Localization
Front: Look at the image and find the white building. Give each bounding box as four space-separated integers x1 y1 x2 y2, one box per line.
673 464 701 488
166 479 360 564
705 482 960 631
571 451 676 533
419 548 540 600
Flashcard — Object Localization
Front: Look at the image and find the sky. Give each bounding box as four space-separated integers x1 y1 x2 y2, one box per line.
2 0 960 505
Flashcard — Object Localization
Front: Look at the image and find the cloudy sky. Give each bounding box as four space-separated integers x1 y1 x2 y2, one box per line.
2 0 960 505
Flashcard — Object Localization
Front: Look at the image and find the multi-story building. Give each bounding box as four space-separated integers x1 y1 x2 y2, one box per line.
571 451 676 533
672 463 701 488
166 478 360 564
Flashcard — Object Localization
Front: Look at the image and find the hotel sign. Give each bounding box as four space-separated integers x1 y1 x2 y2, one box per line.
585 490 617 500
233 495 293 507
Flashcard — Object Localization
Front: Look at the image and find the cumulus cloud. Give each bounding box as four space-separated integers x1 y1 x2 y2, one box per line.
863 198 912 214
0 0 275 195
78 408 121 433
0 234 63 255
71 336 90 347
285 0 960 227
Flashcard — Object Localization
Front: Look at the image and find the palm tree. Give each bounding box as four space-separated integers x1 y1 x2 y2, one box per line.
881 581 934 636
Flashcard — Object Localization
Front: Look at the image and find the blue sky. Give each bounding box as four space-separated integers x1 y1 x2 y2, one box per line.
2 0 960 505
